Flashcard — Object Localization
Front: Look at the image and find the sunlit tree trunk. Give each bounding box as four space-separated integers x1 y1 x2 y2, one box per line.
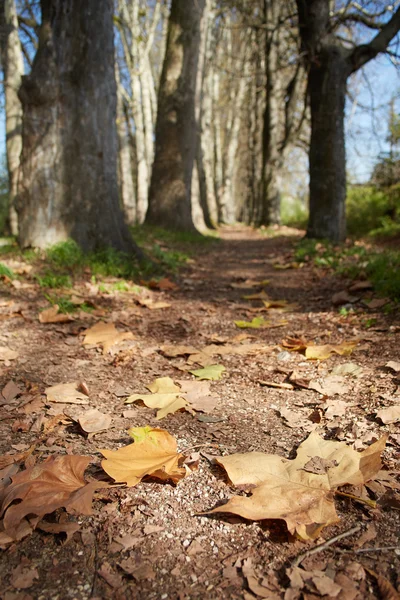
116 64 136 224
146 0 206 230
18 0 138 254
219 42 249 224
0 0 24 236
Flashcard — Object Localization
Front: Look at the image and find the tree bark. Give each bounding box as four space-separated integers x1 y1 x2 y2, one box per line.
307 46 348 241
18 0 138 253
116 64 136 225
0 0 24 236
296 0 400 242
146 0 205 230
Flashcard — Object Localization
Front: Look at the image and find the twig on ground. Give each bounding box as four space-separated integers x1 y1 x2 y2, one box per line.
291 524 362 567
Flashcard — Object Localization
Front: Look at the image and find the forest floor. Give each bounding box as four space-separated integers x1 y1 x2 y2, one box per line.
0 225 399 600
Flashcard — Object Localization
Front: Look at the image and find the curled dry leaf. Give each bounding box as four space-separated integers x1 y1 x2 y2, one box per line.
386 361 400 373
203 431 387 540
45 382 89 405
282 337 358 360
0 455 101 540
99 426 186 487
82 322 134 354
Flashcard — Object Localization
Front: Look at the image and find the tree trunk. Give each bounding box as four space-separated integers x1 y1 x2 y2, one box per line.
307 48 348 242
0 0 24 236
116 64 136 225
259 0 282 226
18 0 138 253
146 0 205 230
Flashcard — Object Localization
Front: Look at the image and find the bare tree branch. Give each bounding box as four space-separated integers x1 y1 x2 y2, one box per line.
349 5 400 72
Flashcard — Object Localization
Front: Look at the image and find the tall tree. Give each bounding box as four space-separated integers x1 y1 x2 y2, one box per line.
17 0 138 253
296 0 400 242
0 0 24 236
146 0 206 230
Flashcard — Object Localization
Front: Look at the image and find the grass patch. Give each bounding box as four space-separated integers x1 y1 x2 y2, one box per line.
44 294 93 314
0 262 15 279
294 238 400 302
36 271 72 289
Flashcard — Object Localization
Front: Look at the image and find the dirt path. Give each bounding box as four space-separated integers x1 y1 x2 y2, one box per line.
0 226 399 599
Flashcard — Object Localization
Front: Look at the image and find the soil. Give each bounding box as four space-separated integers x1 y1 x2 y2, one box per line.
0 225 399 600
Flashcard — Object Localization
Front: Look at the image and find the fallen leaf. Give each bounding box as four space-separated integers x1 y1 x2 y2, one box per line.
98 562 124 589
38 305 73 324
364 567 400 600
242 558 280 599
282 338 358 360
177 380 219 413
160 345 199 358
11 562 39 590
331 362 363 377
355 523 377 548
37 520 81 541
1 456 100 539
2 381 22 403
386 361 400 373
148 277 178 290
82 322 134 353
309 376 349 396
305 340 358 360
365 298 389 309
235 317 287 329
137 297 171 310
45 382 89 405
100 426 186 487
203 431 387 540
376 405 400 424
189 364 226 380
0 347 18 361
349 280 372 292
78 409 112 433
125 377 191 419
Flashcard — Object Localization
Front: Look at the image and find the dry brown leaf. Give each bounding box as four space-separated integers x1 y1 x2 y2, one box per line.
309 375 350 396
281 338 358 360
365 567 400 600
204 431 387 540
177 380 220 413
376 405 400 424
160 345 200 358
45 382 89 405
82 322 134 353
10 561 39 589
99 426 186 487
0 346 18 361
137 297 171 310
78 409 112 433
242 558 281 599
386 361 400 373
38 305 73 324
0 455 100 539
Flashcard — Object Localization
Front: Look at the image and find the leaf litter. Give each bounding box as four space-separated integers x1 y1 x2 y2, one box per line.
0 227 399 598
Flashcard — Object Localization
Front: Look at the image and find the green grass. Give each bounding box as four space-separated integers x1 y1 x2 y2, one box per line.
294 238 400 302
36 271 72 288
0 262 15 279
44 294 93 314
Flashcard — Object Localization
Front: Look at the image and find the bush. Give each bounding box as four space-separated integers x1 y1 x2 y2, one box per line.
346 185 397 236
280 196 308 228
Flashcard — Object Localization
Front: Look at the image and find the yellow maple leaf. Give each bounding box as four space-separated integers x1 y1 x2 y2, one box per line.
99 427 186 487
